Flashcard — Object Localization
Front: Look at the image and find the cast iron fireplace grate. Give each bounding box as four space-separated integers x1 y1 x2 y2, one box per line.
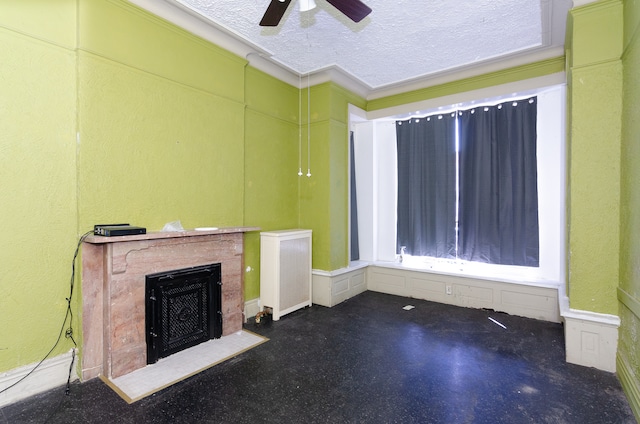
145 263 222 364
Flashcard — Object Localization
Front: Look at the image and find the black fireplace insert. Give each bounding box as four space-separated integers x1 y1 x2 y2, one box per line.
145 263 222 364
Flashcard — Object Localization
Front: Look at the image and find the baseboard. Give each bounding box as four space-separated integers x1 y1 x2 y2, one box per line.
0 349 77 407
244 298 261 323
560 296 620 373
617 354 640 421
247 263 368 318
312 262 368 307
366 264 561 322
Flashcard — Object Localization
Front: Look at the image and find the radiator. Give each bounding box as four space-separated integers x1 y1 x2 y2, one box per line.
260 229 312 320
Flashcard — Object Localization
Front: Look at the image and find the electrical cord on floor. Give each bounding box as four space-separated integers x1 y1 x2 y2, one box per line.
42 346 79 424
0 230 93 398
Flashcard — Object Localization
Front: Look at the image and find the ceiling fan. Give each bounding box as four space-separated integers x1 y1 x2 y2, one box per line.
259 0 372 27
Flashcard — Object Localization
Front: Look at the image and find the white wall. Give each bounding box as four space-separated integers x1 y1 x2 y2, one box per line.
352 121 375 261
535 86 566 284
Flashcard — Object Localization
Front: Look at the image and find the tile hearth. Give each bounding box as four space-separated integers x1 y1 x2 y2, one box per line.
103 330 267 403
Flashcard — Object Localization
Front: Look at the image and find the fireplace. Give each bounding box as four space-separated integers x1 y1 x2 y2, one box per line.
80 227 258 381
145 263 222 364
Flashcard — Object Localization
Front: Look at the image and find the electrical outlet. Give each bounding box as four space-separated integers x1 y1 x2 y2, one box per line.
446 285 452 295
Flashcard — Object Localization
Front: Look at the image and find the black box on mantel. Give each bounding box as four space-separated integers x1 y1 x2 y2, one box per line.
94 224 146 237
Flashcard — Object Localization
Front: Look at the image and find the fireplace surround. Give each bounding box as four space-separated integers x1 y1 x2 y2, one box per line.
80 227 258 380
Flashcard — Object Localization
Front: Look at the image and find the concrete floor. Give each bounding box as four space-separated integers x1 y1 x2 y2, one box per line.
1 291 636 423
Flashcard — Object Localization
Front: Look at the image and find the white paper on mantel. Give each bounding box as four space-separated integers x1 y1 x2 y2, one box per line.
162 220 184 231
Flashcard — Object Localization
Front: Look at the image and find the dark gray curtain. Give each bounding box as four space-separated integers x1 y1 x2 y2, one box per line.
396 113 457 257
350 131 359 261
458 98 539 266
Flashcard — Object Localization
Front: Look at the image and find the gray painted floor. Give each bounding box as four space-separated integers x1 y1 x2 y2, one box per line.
1 291 636 423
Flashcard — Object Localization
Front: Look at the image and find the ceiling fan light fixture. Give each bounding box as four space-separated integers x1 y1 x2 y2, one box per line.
260 0 370 26
299 0 316 12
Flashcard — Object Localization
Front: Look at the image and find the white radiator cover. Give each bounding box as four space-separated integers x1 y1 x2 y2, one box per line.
260 229 312 320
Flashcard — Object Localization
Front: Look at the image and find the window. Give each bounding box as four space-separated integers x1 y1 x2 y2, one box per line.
396 98 539 267
351 85 565 283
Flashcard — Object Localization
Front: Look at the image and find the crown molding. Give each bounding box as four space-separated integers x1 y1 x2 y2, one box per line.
129 0 568 100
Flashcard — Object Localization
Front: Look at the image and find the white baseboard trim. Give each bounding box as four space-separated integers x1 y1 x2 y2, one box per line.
0 349 78 408
367 265 561 322
312 262 368 307
244 298 261 323
559 296 620 372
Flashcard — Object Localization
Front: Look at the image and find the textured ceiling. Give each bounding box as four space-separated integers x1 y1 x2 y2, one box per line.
131 0 574 97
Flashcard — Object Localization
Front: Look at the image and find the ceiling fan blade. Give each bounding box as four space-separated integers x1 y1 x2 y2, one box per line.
260 0 293 26
325 0 372 23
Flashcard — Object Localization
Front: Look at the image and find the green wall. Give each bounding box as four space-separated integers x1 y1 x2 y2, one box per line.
0 1 79 373
566 0 623 315
76 0 247 231
0 0 300 374
299 83 366 271
367 57 565 112
618 0 640 418
244 67 301 299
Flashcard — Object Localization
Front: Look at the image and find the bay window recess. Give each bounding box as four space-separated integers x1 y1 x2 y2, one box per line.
351 86 565 283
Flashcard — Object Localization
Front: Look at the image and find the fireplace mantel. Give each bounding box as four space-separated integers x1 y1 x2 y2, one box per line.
82 226 259 245
81 226 258 381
